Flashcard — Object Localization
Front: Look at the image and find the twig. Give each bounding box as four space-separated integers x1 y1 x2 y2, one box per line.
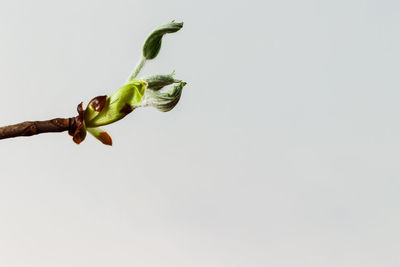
0 117 78 140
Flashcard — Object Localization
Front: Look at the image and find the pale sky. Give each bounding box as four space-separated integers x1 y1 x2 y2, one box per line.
0 0 399 266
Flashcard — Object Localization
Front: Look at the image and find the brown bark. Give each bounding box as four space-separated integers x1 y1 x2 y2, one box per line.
0 117 78 140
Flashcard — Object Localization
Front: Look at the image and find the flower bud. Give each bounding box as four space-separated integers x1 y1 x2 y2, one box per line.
146 81 186 112
143 21 183 60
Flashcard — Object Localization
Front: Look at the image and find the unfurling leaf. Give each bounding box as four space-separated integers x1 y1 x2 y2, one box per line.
146 81 186 112
143 21 183 60
144 72 180 91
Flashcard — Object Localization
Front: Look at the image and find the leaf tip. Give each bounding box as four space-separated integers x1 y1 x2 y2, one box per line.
99 131 113 146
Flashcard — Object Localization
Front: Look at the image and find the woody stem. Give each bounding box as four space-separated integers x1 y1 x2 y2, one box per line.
0 117 78 140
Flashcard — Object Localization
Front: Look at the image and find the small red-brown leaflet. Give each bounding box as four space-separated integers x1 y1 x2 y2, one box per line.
98 131 112 146
71 102 87 144
88 95 107 112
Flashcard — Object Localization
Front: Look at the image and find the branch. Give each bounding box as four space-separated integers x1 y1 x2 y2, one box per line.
0 117 78 140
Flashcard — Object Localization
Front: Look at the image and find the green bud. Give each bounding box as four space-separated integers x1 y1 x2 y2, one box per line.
71 20 187 146
143 72 181 91
85 80 147 127
143 21 183 60
146 81 186 112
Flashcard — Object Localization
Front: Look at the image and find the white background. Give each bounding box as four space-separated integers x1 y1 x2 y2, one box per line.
0 0 399 266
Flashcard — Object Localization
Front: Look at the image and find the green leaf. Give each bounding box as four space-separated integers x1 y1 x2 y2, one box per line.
85 80 147 127
143 21 183 60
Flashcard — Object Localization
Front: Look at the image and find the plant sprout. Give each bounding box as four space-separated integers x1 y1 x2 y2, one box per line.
0 21 187 146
